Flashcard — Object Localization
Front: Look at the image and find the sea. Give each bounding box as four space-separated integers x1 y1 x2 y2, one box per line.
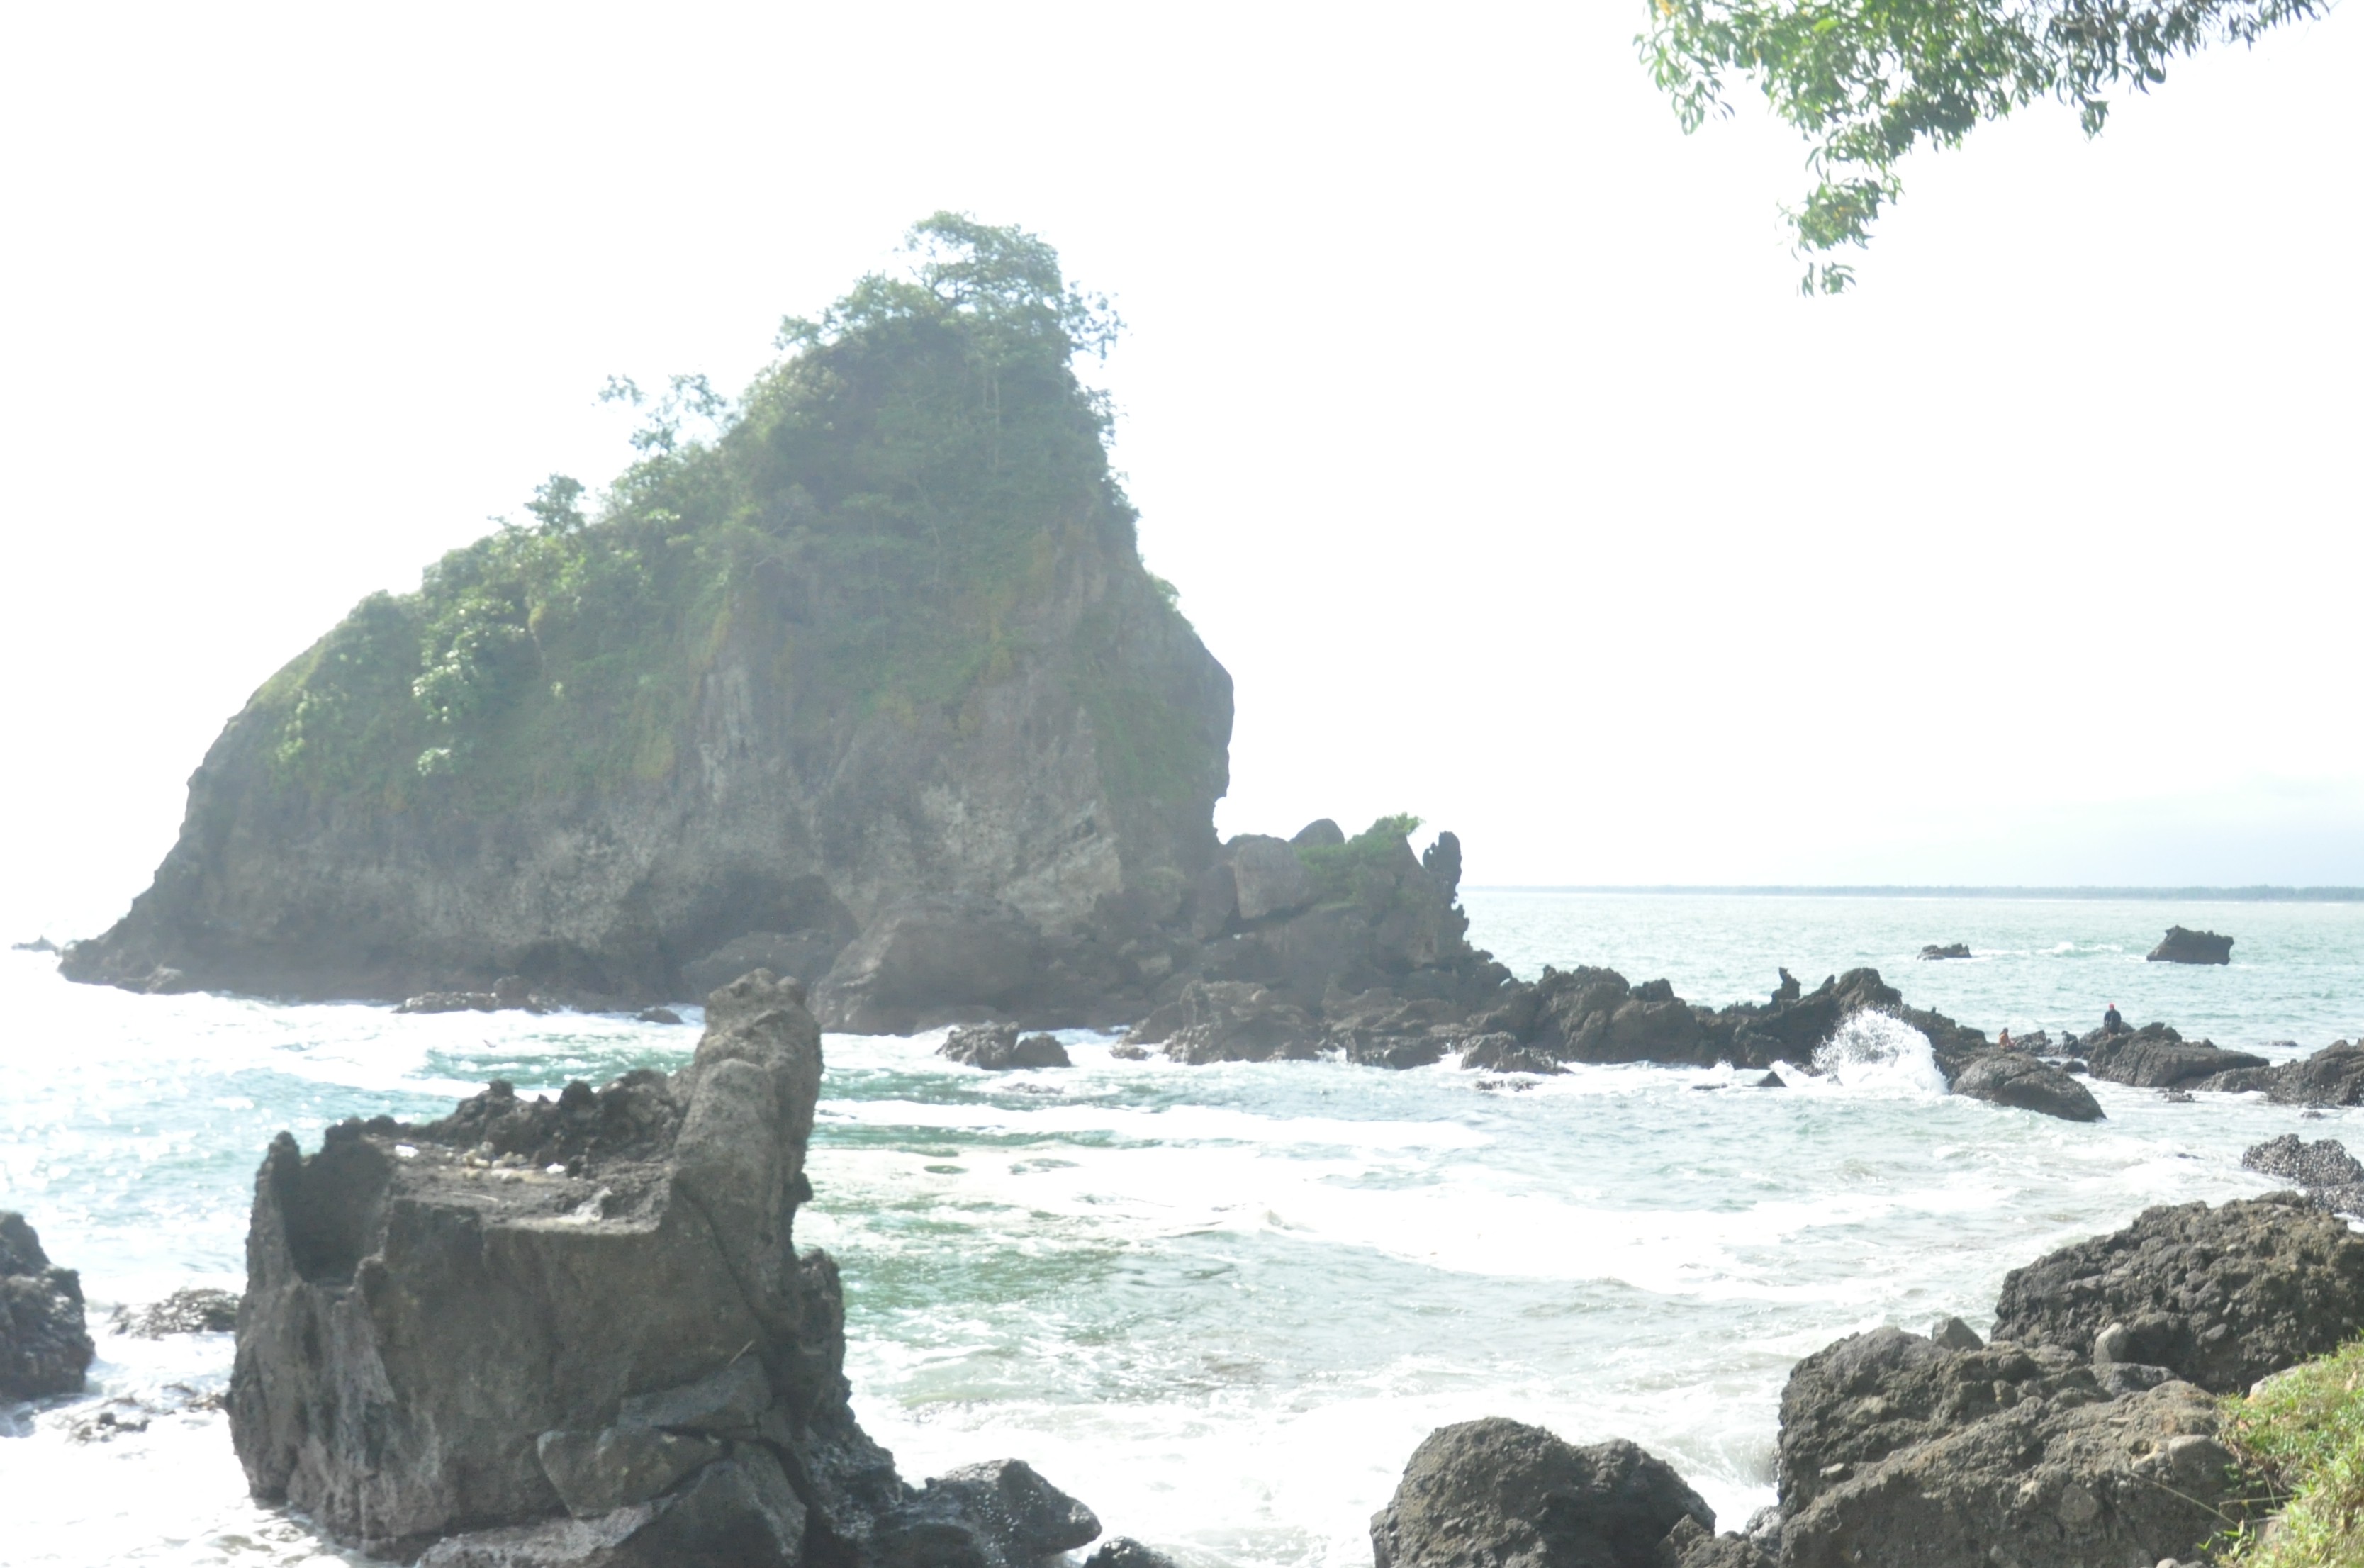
6 891 2364 1568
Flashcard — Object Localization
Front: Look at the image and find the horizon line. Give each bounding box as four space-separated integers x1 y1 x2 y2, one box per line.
1463 884 2364 902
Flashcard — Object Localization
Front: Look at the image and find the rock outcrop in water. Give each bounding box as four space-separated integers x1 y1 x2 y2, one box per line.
1 1211 95 1400
1382 1196 2362 1567
227 970 1103 1566
2243 1134 2364 1215
2147 925 2234 964
62 220 1231 1015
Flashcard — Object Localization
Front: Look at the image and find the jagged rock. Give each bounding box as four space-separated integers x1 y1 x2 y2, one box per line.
227 970 1095 1565
2263 1042 2364 1106
1372 1418 1713 1568
11 936 57 953
1988 1193 2364 1394
1948 1052 2105 1122
1917 943 1970 961
2083 1022 2265 1087
681 929 851 997
1458 1034 1566 1075
112 1286 240 1337
1127 980 1320 1064
1779 1378 2247 1568
1226 835 1318 922
2243 1134 2364 1215
1 1211 95 1399
2147 925 2232 964
1323 987 1460 1069
812 896 1046 1034
937 1024 1072 1070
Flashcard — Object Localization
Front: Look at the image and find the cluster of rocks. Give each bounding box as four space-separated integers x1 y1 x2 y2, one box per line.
1916 943 1971 961
1 1211 95 1400
395 973 554 1014
2066 1019 2364 1106
2243 1134 2364 1216
224 970 1148 1568
1375 1193 2364 1568
938 1023 1072 1070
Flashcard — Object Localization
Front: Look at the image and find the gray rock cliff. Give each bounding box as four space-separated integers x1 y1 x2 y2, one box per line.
227 970 1100 1566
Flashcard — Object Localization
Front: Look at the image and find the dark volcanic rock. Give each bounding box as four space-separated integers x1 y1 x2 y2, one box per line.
1948 1052 2104 1121
2147 925 2233 964
2243 1134 2364 1216
228 970 1098 1565
2083 1021 2265 1087
113 1286 241 1337
1917 943 1971 961
1457 1034 1566 1075
1082 1537 1180 1568
1 1211 96 1400
1988 1193 2364 1393
2264 1042 2364 1106
1127 980 1321 1063
938 1024 1072 1070
1371 1417 1713 1568
1779 1378 2246 1568
812 896 1045 1034
1775 1325 2100 1513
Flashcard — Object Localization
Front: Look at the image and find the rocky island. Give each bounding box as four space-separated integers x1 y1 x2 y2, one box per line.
63 216 1231 1021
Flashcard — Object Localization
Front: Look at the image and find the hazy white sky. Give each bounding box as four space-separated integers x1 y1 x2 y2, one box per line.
3 2 2359 936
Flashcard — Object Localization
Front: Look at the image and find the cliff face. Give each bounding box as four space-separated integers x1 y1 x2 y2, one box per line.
65 218 1231 1004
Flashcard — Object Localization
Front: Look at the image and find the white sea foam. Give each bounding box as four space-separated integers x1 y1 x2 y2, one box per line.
8 895 2364 1567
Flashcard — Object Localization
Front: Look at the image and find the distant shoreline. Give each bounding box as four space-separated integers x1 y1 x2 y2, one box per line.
1467 885 2364 902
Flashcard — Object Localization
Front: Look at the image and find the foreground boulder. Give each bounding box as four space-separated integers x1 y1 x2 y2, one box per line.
1763 1197 2364 1567
228 970 1099 1565
1371 1417 1713 1568
2147 925 2233 964
1 1211 95 1400
1988 1193 2364 1392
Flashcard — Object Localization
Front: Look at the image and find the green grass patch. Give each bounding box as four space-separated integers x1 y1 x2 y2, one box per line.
2220 1336 2364 1566
1297 814 1422 903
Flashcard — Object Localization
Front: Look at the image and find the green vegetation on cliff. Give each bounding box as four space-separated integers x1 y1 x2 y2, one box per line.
2221 1336 2364 1567
263 213 1204 812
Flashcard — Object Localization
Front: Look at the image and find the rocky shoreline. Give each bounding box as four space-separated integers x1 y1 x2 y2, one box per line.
1373 1189 2364 1568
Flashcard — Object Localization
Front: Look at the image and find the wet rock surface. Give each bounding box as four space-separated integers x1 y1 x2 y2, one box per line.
2148 925 2234 964
1 1211 95 1400
112 1286 241 1337
227 970 1102 1567
1948 1051 2104 1121
2081 1021 2266 1087
1371 1417 1713 1568
1916 943 1970 960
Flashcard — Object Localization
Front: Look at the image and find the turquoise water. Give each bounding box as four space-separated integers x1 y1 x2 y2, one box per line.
4 894 2360 1566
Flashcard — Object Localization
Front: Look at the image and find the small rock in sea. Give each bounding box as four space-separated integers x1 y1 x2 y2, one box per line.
11 936 57 953
2147 926 2234 965
1 1211 96 1399
1752 1072 1786 1088
1474 1077 1535 1093
1372 1418 1713 1568
1917 943 1972 961
635 1007 685 1025
1107 1043 1149 1061
939 1023 1072 1070
112 1287 240 1337
2162 1089 2195 1103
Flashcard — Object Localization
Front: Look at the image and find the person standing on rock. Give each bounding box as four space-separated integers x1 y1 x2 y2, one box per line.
2103 1002 2124 1035
1998 1028 2012 1052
